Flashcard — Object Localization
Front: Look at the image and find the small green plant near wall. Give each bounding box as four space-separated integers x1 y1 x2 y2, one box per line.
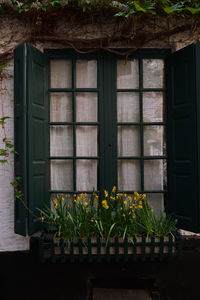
38 187 177 244
0 61 23 202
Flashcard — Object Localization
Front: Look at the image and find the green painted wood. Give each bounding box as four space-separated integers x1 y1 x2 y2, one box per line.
115 237 119 262
14 43 50 235
101 53 117 191
39 233 45 263
168 235 173 260
97 237 101 262
150 236 155 261
133 237 137 261
160 237 164 261
124 237 128 262
70 241 74 263
88 237 92 263
78 238 83 263
14 44 27 236
142 236 146 261
50 238 56 263
166 42 200 232
106 240 110 262
60 238 65 263
177 234 182 260
27 44 50 234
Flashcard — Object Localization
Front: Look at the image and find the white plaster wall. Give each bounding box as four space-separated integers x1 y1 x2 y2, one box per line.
0 62 29 251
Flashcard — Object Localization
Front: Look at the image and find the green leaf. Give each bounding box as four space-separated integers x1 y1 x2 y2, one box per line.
0 159 7 163
163 7 175 14
186 7 200 14
0 149 8 156
134 1 146 12
0 116 10 121
5 142 14 149
105 223 116 247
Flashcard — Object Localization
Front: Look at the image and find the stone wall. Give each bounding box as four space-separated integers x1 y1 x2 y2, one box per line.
0 10 200 251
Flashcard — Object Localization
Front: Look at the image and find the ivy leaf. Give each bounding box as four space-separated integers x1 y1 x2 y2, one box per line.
163 7 175 14
0 149 8 156
11 150 19 155
0 159 7 163
0 116 10 121
186 7 200 14
6 142 14 149
134 1 146 12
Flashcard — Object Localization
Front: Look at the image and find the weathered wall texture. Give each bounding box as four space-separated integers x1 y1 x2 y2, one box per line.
0 62 29 251
0 11 200 251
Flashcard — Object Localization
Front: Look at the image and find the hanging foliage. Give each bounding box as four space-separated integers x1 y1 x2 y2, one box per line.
0 0 200 18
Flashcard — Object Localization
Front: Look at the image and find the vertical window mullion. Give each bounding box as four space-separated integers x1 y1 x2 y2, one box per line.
99 55 105 190
72 57 76 191
103 54 117 191
139 58 144 191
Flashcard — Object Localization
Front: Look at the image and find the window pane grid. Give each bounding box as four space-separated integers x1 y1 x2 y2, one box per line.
50 57 99 192
50 55 166 196
117 57 166 193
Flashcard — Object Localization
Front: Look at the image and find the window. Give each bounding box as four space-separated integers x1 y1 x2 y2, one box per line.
14 42 200 235
48 51 167 211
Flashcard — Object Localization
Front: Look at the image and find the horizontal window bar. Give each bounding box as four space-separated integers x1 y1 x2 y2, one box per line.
49 88 99 92
49 190 167 194
50 122 99 126
117 88 165 92
50 156 99 159
49 190 98 194
117 122 166 126
117 190 167 194
117 156 167 159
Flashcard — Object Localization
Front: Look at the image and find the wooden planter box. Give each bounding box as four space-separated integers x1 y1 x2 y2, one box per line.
39 232 182 263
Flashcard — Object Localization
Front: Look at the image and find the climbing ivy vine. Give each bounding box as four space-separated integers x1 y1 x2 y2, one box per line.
0 0 200 17
0 62 23 201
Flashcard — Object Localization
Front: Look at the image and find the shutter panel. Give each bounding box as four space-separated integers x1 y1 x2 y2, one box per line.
166 42 200 232
14 44 27 236
14 43 49 235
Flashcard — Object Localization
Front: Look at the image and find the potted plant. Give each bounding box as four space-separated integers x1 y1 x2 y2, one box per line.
38 187 182 262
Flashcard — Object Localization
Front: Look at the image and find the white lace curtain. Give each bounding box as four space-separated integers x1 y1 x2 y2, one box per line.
50 58 166 202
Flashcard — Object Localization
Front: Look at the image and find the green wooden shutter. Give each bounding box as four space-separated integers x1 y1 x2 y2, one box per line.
166 42 200 232
14 44 27 236
14 43 49 235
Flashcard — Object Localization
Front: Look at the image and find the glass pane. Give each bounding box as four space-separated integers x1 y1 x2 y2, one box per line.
118 160 141 191
117 60 139 89
118 126 140 156
144 160 166 190
50 126 73 156
143 126 166 156
146 193 164 217
76 126 97 156
76 60 97 88
50 93 72 122
117 92 140 122
143 92 164 122
51 160 73 190
51 60 72 88
143 59 164 88
76 160 97 191
76 93 98 122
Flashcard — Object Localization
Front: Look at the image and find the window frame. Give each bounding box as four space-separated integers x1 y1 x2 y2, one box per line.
45 48 171 198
